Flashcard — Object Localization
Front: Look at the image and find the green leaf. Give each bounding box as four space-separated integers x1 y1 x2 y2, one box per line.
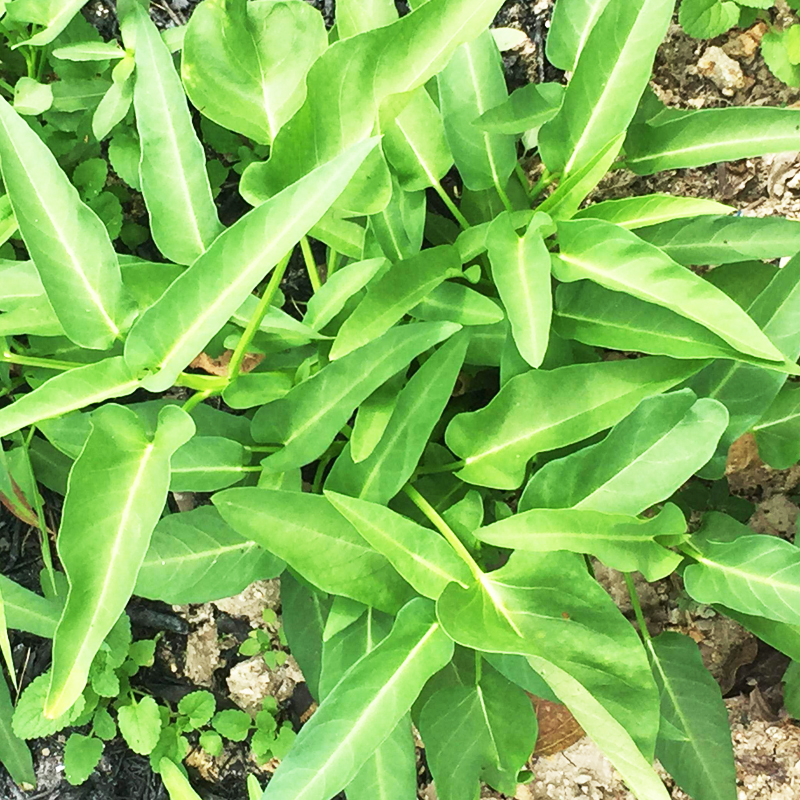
762 29 800 87
754 383 800 468
240 0 506 214
6 0 88 47
331 246 461 359
679 0 740 38
554 281 800 373
64 733 103 785
379 88 453 192
445 356 703 489
52 41 126 61
325 332 469 503
124 138 379 392
92 707 117 741
646 632 736 800
0 673 34 787
418 660 538 799
554 219 784 363
169 436 250 492
45 405 194 718
303 257 386 332
688 249 800 478
437 31 516 192
325 492 472 599
0 357 140 438
213 489 415 614
626 107 800 174
784 662 800 718
521 391 729 516
261 598 453 800
436 550 660 761
475 82 564 143
212 709 251 742
0 96 133 349
13 671 85 740
574 194 734 229
0 585 15 690
182 0 327 145
160 758 203 800
92 60 134 140
410 281 504 327
684 523 800 627
350 372 404 464
539 0 673 176
487 212 551 368
717 606 800 662
546 0 610 72
119 0 223 265
108 131 141 190
13 77 53 115
322 597 367 645
136 506 283 605
73 158 108 202
366 179 425 262
199 730 223 757
118 697 162 756
527 655 670 800
336 0 397 37
477 503 685 581
251 321 459 473
0 576 60 638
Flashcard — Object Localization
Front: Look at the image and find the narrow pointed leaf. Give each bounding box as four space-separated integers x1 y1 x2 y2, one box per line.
684 530 800 626
135 506 283 605
169 436 251 492
554 281 800 373
436 550 660 760
487 212 551 368
646 632 736 800
262 598 453 800
0 96 131 349
366 179 425 262
45 405 195 718
626 108 800 174
119 0 223 265
554 219 784 363
326 491 471 599
213 488 415 614
252 322 459 473
478 503 685 581
7 0 87 47
539 0 673 176
325 332 468 503
124 138 379 392
437 31 516 192
331 246 461 359
636 215 800 266
410 282 505 327
240 0 505 213
546 0 610 71
574 194 734 229
446 356 703 489
182 0 327 145
0 576 59 639
521 391 729 516
475 82 564 138
0 358 139 438
350 373 404 464
0 673 34 787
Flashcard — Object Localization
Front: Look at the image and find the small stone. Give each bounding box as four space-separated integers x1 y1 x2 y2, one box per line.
697 46 749 97
575 774 591 784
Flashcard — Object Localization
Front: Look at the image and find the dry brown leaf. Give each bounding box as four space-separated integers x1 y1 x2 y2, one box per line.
531 696 584 756
189 349 264 377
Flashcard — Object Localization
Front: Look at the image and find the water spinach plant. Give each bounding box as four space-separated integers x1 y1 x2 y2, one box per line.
2 0 800 798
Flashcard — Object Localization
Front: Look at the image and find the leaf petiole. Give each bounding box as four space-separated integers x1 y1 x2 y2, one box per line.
300 236 322 293
623 573 651 643
0 351 83 371
432 179 471 231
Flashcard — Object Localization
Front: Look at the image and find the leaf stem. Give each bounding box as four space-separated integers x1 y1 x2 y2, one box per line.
415 459 465 477
0 351 83 371
327 247 340 277
244 445 281 454
300 236 322 293
403 484 483 581
227 250 292 383
494 179 515 214
182 389 212 414
514 162 532 200
529 168 556 203
432 180 470 231
623 573 651 643
0 78 14 97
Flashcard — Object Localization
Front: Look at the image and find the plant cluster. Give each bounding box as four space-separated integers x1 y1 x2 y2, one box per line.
2 0 800 799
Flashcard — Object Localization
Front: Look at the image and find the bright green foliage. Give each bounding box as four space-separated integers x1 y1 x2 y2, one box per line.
4 0 800 796
784 662 800 718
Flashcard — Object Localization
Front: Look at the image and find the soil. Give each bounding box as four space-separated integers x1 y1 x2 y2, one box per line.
4 0 800 799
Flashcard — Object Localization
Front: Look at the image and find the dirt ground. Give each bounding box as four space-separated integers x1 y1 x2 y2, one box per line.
3 0 800 799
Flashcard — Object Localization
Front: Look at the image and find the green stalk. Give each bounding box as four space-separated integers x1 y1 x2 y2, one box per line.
0 351 83 371
300 235 322 293
514 162 532 200
529 168 556 203
624 573 651 643
182 389 213 414
432 179 471 231
403 484 483 581
494 178 515 214
227 250 292 383
327 247 340 277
